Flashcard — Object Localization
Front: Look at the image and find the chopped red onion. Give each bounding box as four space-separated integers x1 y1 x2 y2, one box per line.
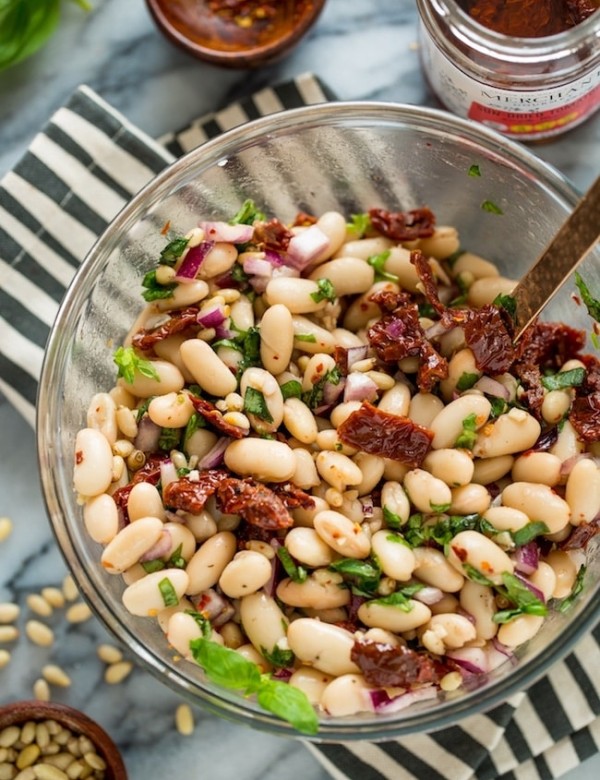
343 372 379 403
424 321 450 340
165 510 186 524
139 529 172 562
486 641 515 671
474 376 510 400
196 437 230 470
271 265 300 280
514 572 546 603
134 416 162 454
243 257 274 277
248 275 270 293
491 637 515 661
264 249 285 267
272 667 293 681
446 647 488 675
160 459 179 488
414 586 444 606
214 323 233 340
370 685 438 714
200 221 254 244
197 305 226 328
513 541 539 575
323 375 346 406
286 225 329 270
385 319 406 339
346 345 369 368
560 452 593 476
175 241 215 281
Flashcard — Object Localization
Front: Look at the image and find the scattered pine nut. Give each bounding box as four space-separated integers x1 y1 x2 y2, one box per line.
25 621 54 647
175 704 194 736
0 649 10 668
104 661 133 685
61 576 78 603
440 671 463 692
0 517 12 542
65 603 91 624
33 679 51 702
0 625 19 643
0 602 20 623
26 595 53 618
42 665 71 688
40 588 65 609
96 644 122 665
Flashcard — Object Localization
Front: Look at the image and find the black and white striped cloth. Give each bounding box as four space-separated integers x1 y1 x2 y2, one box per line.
0 74 598 780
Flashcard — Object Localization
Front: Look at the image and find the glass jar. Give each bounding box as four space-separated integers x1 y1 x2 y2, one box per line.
416 0 600 140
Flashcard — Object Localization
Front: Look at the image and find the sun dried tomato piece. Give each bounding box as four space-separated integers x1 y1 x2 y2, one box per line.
216 478 293 529
292 211 317 227
369 288 412 313
351 640 442 688
411 249 445 315
514 321 586 371
560 516 600 550
189 396 247 439
569 355 600 442
131 307 200 352
253 218 293 253
462 305 515 374
514 364 545 418
268 482 315 511
131 455 167 485
368 207 436 242
338 401 433 467
163 471 230 513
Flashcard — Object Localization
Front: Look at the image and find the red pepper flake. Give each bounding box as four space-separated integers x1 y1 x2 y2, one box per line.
160 220 171 236
75 450 83 465
452 545 468 562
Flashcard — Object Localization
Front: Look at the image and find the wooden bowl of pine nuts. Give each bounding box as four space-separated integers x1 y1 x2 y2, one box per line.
0 701 127 780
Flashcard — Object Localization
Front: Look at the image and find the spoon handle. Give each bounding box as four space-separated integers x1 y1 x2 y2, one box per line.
512 174 600 341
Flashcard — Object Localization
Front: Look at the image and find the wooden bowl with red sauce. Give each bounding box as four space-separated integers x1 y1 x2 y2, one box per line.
145 0 327 68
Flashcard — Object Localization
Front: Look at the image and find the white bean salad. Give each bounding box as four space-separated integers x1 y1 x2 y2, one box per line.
74 201 600 734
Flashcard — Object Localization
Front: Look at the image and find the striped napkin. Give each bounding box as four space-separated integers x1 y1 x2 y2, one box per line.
0 73 598 780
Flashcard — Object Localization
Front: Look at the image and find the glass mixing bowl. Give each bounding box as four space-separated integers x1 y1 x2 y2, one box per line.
37 102 600 741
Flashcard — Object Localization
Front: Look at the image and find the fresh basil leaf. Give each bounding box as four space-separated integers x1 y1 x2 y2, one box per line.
295 333 317 343
0 0 64 72
141 559 165 574
456 372 479 392
231 263 250 285
243 387 273 423
230 199 266 225
455 412 478 450
558 564 587 613
212 338 243 352
158 577 179 608
158 427 180 451
310 278 336 303
511 522 549 547
468 164 482 177
481 200 503 215
280 380 303 400
489 396 509 419
185 610 212 638
190 638 262 693
418 302 438 319
183 412 205 448
238 326 262 374
430 502 451 513
462 563 495 587
347 212 370 237
371 586 422 611
383 506 403 530
541 368 585 391
277 547 307 584
367 249 398 283
261 645 295 669
329 558 380 593
113 346 160 385
501 572 548 615
256 678 318 735
159 237 189 266
493 293 517 319
167 543 186 570
574 272 600 322
141 269 177 301
302 366 342 410
493 608 526 624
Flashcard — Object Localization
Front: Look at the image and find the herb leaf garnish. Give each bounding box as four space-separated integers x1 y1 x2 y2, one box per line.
113 346 160 385
541 368 585 392
310 278 336 304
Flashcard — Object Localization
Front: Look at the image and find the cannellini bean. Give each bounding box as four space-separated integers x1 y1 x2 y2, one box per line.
156 597 194 633
180 339 237 397
293 495 330 527
474 408 541 459
310 257 374 296
426 612 477 649
122 562 146 585
229 295 254 332
331 327 364 348
544 550 577 598
224 438 296 482
313 509 371 558
408 392 445 428
371 530 416 581
471 455 514 485
446 530 514 585
316 451 363 492
100 517 164 574
497 614 544 648
459 580 497 640
153 333 195 383
377 383 411 416
163 522 196 563
283 398 318 443
343 281 399 331
354 453 385 496
404 469 452 513
430 395 491 450
550 420 585 462
502 482 571 534
287 618 360 676
185 509 218 542
412 547 465 592
383 458 409 482
330 401 362 429
449 483 491 515
419 225 460 259
266 277 327 314
423 448 474 487
291 448 320 490
218 551 272 598
148 392 194 428
156 280 209 310
468 276 516 307
239 593 288 656
240 367 284 434
122 568 189 616
260 304 294 375
277 570 351 609
358 598 432 633
198 242 237 279
565 458 600 525
219 621 245 648
73 428 113 497
184 428 218 459
453 252 500 280
336 236 393 260
83 494 119 544
127 482 166 522
291 316 336 353
542 388 572 425
439 349 480 401
301 353 336 392
109 384 136 409
320 674 375 717
285 527 335 567
122 358 185 398
289 667 334 705
383 246 422 292
511 451 562 487
185 531 237 594
528 561 557 601
86 392 118 446
315 211 347 257
236 643 271 672
381 480 411 526
482 506 529 532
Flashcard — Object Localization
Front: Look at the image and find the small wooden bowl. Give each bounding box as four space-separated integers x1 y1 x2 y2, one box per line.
0 701 127 780
145 0 327 68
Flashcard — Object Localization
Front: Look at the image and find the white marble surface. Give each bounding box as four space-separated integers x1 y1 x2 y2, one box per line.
0 1 599 779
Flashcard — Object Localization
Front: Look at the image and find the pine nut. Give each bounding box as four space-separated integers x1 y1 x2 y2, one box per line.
40 589 65 609
21 723 36 745
440 671 463 691
96 644 123 664
0 517 13 542
0 727 20 748
82 753 105 772
175 704 195 736
25 621 54 647
26 595 53 618
104 661 133 684
0 603 20 623
42 665 71 688
62 576 79 603
65 603 91 624
0 626 19 643
14 769 36 780
34 727 49 751
33 765 69 780
0 649 10 668
33 679 51 702
16 745 40 769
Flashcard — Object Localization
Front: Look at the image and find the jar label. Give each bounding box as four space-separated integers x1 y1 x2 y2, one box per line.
420 28 600 139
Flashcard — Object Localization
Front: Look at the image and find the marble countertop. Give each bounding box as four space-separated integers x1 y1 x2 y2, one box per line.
0 1 599 779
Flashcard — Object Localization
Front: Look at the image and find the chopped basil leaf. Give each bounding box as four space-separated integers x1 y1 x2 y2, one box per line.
456 372 479 392
231 263 250 285
243 387 273 423
238 326 262 375
591 329 600 349
430 502 451 513
329 558 381 594
212 338 243 352
574 272 600 322
385 533 411 547
455 412 478 450
177 467 191 477
185 610 212 638
277 547 307 583
371 584 423 611
159 237 189 266
383 505 403 529
303 366 342 410
135 397 152 422
490 571 548 623
158 577 179 607
493 293 517 319
347 212 370 237
462 563 495 587
418 302 438 319
187 384 203 397
468 164 482 177
184 412 205 448
141 559 165 574
310 278 336 303
489 396 509 419
512 522 550 547
113 346 160 385
141 269 177 301
280 380 303 400
167 543 186 570
158 427 180 451
230 199 266 225
295 333 317 343
446 249 464 268
541 368 585 391
367 250 398 283
261 645 295 668
558 564 586 613
481 200 504 215
256 678 318 736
